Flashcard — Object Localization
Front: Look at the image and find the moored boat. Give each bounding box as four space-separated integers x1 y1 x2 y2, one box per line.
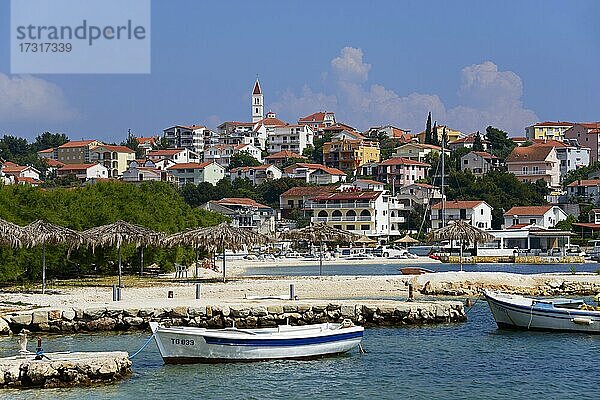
149 321 364 363
484 291 600 333
398 267 435 275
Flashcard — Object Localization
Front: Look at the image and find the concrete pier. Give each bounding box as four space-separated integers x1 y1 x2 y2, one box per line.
0 351 131 388
0 300 466 335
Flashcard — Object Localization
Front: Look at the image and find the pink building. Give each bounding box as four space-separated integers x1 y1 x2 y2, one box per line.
505 145 560 188
565 123 600 162
375 157 430 191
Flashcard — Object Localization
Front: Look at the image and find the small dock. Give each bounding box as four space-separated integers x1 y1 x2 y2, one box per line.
0 351 131 388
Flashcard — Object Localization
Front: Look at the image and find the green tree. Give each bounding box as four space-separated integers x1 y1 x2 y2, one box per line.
485 126 516 160
424 112 432 144
472 131 484 152
228 152 261 170
120 129 143 159
304 133 333 164
31 132 69 152
562 161 600 187
554 215 577 231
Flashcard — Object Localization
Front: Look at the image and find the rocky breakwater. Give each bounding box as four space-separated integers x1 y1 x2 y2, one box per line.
0 300 466 334
0 351 131 388
413 272 600 296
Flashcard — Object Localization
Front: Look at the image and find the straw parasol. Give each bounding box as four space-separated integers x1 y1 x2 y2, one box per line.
22 220 83 294
394 234 420 247
427 220 495 271
82 220 164 295
0 218 26 248
279 223 359 276
165 222 271 282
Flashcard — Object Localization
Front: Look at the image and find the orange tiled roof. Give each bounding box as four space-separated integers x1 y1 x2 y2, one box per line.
504 205 553 216
58 140 98 148
166 162 212 170
432 200 485 210
566 179 600 187
311 191 382 201
379 157 430 167
505 146 554 163
215 197 270 209
281 186 335 197
265 150 307 160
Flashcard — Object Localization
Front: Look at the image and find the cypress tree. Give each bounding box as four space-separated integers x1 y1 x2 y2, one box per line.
472 131 485 151
424 112 432 144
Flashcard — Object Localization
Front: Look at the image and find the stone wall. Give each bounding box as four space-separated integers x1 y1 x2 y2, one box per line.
0 301 466 335
419 278 600 296
0 351 131 388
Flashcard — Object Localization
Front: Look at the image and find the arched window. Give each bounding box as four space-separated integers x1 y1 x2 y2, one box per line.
332 210 342 217
360 210 371 217
391 211 396 217
318 210 327 217
346 210 356 217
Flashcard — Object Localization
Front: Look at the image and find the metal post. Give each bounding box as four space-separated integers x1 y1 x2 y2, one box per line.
42 243 46 294
459 239 463 272
289 283 295 300
408 283 414 301
118 246 122 289
196 283 202 300
222 248 226 283
117 286 122 301
140 247 144 277
319 241 323 277
112 284 117 301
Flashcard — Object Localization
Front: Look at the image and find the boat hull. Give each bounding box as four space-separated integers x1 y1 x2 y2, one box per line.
150 323 364 363
484 291 600 334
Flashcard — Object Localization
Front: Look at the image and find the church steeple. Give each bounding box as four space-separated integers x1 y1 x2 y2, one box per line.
252 77 264 123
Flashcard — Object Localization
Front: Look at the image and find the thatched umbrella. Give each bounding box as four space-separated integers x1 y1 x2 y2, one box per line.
279 223 359 276
0 218 26 248
394 234 420 247
23 220 83 294
427 220 495 271
82 220 164 296
165 222 271 282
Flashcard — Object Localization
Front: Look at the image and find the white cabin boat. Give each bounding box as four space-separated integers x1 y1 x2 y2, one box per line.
149 321 364 363
484 291 600 333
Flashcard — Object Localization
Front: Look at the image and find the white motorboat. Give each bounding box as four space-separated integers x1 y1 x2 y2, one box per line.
484 291 600 333
149 321 364 363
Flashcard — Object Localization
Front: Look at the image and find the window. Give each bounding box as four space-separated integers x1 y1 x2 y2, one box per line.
288 200 294 207
532 166 539 174
464 160 468 165
530 219 536 225
334 225 342 230
360 224 370 230
346 225 355 230
481 208 484 215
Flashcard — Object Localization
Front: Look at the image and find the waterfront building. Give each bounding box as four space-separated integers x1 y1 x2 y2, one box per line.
566 179 600 204
397 183 443 207
136 137 158 156
363 125 413 142
393 143 444 163
283 163 346 185
203 143 262 168
89 144 136 178
201 197 275 234
268 124 315 155
477 227 572 256
564 123 600 162
460 151 502 176
37 147 57 160
1 162 41 183
322 138 380 172
431 200 493 230
525 121 574 141
279 186 335 218
166 162 225 186
416 125 462 144
56 140 103 164
229 164 282 185
146 148 201 164
505 145 561 189
297 111 336 132
163 125 212 154
264 150 307 167
57 163 108 181
375 157 430 192
447 133 489 151
503 205 568 229
122 160 175 183
530 139 590 180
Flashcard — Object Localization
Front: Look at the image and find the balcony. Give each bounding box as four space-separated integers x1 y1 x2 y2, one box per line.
306 202 374 209
311 216 374 223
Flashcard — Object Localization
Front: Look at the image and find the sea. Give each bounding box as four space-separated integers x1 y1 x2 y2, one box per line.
1 262 599 399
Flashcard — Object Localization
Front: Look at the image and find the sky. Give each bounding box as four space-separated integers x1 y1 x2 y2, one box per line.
0 0 599 143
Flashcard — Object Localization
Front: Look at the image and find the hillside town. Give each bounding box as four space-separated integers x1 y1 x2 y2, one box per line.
3 79 599 256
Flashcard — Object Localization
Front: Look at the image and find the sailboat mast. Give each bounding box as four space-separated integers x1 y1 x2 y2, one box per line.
440 127 446 228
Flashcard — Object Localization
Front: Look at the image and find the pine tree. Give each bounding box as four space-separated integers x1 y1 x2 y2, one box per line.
472 131 485 151
424 112 432 144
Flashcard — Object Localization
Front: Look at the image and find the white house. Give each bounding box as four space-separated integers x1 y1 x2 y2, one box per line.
163 125 215 154
505 145 561 189
147 148 201 164
447 133 489 151
204 143 262 168
229 164 282 185
166 162 225 186
201 197 276 235
2 162 41 181
122 160 175 183
460 151 502 176
57 163 109 181
567 179 600 204
431 200 493 230
283 163 346 185
268 124 314 155
503 205 568 229
393 143 443 162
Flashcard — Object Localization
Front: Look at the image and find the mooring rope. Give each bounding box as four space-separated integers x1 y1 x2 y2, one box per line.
465 292 483 314
129 333 155 359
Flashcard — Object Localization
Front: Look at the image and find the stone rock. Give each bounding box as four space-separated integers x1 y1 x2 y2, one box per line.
250 306 267 317
340 305 355 318
267 305 283 314
221 307 230 317
0 317 11 335
48 310 62 321
87 317 116 331
311 304 326 312
171 306 188 318
98 360 118 375
297 304 311 313
27 362 58 386
229 307 250 318
153 308 171 318
74 308 84 319
123 317 144 326
138 308 154 318
84 307 106 320
62 310 76 321
327 303 340 311
283 305 298 313
188 307 206 317
105 307 123 318
123 308 140 317
32 310 49 325
9 313 32 326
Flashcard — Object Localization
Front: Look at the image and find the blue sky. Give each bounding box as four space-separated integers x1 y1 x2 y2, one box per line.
0 0 599 142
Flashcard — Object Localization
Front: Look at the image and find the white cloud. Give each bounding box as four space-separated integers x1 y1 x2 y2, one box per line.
271 48 538 135
0 73 76 122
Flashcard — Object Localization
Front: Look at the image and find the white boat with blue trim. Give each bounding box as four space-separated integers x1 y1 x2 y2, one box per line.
484 291 600 333
149 321 364 363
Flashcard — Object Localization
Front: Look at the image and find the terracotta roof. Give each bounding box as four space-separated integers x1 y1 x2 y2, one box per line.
412 183 435 189
311 191 382 201
58 163 99 171
379 157 430 167
470 151 499 159
573 223 600 230
281 186 335 197
38 148 55 153
531 121 574 127
16 177 41 185
323 123 355 131
298 112 331 123
253 80 262 95
45 159 65 167
567 179 600 187
265 150 307 160
215 197 270 209
166 162 213 170
2 164 27 173
148 149 185 156
507 223 531 229
58 140 98 148
511 137 528 142
504 205 553 216
137 137 156 144
531 139 569 148
431 200 485 210
449 133 489 144
354 179 385 185
578 122 600 130
254 117 286 127
94 145 135 153
505 146 554 163
285 163 345 176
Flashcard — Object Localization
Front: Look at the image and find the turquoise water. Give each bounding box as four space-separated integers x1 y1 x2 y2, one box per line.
242 262 600 276
2 301 599 399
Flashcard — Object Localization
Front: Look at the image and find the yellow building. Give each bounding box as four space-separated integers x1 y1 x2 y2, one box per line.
89 145 136 178
525 122 574 141
323 139 380 172
417 125 462 144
